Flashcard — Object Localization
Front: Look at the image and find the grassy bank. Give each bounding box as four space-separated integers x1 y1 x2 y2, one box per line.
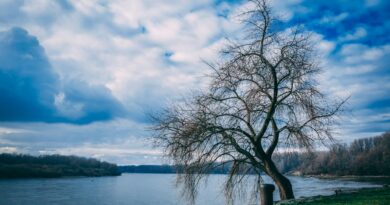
278 187 390 205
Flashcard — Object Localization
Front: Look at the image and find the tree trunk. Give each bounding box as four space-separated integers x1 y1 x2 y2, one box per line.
264 158 295 200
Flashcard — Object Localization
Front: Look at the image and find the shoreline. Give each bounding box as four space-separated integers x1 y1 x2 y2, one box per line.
294 175 390 185
298 174 390 179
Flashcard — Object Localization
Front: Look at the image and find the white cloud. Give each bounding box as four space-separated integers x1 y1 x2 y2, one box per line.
15 1 240 114
0 146 18 153
342 65 375 75
365 0 381 7
320 12 349 24
311 33 336 56
68 0 107 17
109 1 147 29
0 119 158 163
269 0 303 21
340 43 386 64
0 127 28 136
339 27 367 41
21 0 62 15
317 42 390 140
54 92 85 119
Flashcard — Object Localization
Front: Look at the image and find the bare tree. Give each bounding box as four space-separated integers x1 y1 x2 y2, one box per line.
152 0 344 203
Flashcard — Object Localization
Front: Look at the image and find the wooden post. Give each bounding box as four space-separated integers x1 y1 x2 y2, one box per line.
260 184 275 205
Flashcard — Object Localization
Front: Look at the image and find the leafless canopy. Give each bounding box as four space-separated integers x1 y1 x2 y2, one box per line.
152 0 344 204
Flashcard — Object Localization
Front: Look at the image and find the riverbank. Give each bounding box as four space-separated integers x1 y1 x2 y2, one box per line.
277 187 390 205
297 175 390 185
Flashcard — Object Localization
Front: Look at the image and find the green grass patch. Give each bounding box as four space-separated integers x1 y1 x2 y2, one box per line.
278 187 390 205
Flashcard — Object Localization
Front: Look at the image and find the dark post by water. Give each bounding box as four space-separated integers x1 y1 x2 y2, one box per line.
260 184 275 205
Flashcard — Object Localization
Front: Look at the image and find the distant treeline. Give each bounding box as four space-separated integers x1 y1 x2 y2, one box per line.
274 132 390 176
119 165 176 173
120 132 390 176
0 154 121 178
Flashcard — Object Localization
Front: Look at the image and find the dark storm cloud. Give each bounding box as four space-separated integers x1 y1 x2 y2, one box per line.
0 27 59 122
0 27 125 124
60 80 126 124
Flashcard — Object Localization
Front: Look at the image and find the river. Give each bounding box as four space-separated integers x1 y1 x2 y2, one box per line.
0 174 382 205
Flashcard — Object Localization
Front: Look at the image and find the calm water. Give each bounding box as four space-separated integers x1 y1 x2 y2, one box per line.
0 174 382 205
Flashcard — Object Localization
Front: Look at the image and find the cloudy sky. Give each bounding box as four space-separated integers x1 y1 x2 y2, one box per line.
0 0 389 164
